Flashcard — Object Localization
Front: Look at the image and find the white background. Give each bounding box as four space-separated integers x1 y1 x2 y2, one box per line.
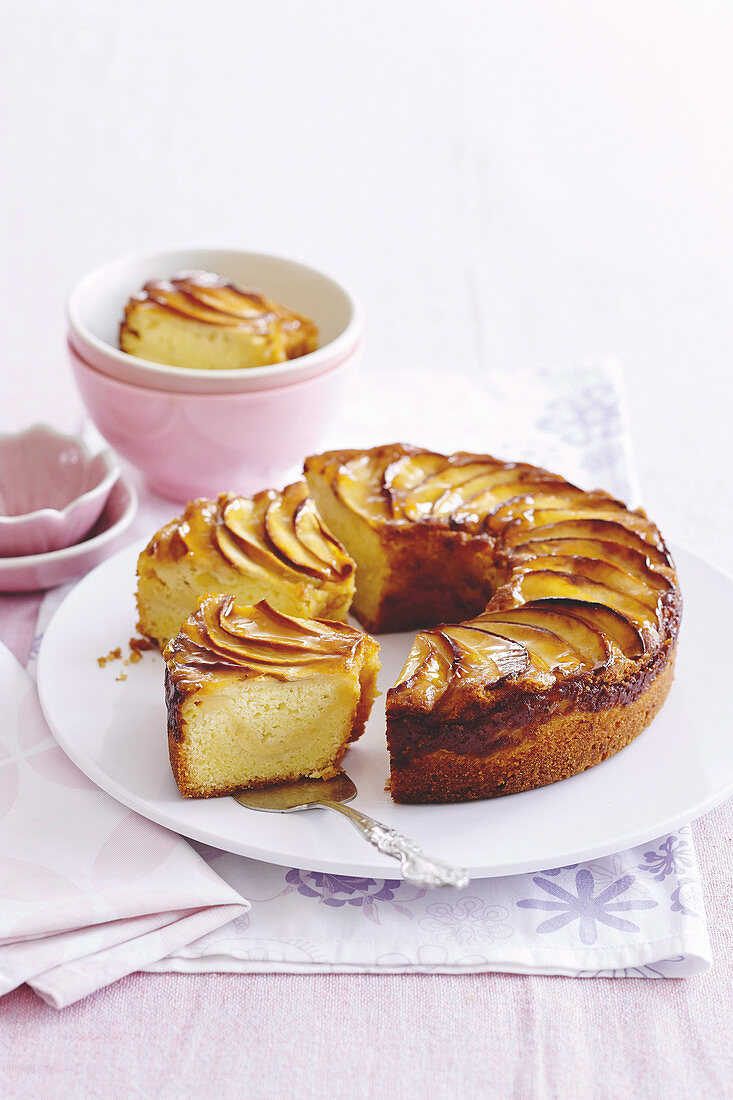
1 1 731 569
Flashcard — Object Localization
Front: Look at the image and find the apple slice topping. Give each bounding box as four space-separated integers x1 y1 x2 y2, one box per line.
480 603 610 667
334 457 392 522
263 490 344 580
507 570 659 633
509 554 665 610
391 631 456 708
292 495 354 577
383 451 447 515
519 599 645 659
510 538 673 590
398 461 502 522
171 596 369 684
216 494 296 579
505 517 671 564
461 619 588 683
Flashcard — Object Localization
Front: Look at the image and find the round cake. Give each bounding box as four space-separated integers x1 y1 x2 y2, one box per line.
304 443 681 803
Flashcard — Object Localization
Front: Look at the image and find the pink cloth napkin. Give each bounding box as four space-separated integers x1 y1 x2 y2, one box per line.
0 642 248 1008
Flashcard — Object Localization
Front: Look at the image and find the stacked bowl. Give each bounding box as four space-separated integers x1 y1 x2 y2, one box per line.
67 249 363 501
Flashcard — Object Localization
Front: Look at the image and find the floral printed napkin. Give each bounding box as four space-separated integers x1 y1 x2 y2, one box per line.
143 830 709 978
26 358 711 986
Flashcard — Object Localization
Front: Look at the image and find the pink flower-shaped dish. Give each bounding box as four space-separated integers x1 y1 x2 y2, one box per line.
0 474 137 592
0 425 119 556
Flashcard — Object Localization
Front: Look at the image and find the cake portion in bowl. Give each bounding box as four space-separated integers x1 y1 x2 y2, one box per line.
165 595 380 797
136 482 355 649
120 270 318 370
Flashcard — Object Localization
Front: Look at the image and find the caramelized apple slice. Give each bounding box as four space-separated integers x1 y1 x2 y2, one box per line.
510 538 673 590
487 489 626 534
190 282 269 320
292 496 353 576
483 604 609 667
532 599 646 658
427 466 536 521
498 505 650 544
391 631 456 708
334 457 392 522
383 452 447 512
507 570 659 632
445 626 530 679
464 620 588 679
510 554 662 609
401 462 499 522
217 495 298 580
144 284 248 327
506 518 671 564
263 492 336 580
448 469 563 527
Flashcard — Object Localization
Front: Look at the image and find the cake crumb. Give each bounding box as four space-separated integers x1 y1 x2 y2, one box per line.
129 635 155 663
97 647 122 668
115 671 128 682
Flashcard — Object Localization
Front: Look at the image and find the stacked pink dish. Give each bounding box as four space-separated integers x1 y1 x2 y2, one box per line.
67 248 363 501
0 425 136 592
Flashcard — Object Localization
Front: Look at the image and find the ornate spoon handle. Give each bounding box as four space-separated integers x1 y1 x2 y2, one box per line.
322 800 469 889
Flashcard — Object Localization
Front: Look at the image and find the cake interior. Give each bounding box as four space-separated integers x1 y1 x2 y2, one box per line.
174 674 367 797
122 310 287 370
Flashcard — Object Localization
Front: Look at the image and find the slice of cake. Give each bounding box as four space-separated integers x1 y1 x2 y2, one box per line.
136 482 355 650
165 595 381 797
119 270 318 370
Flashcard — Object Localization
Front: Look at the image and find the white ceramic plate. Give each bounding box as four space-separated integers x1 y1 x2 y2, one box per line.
37 541 733 879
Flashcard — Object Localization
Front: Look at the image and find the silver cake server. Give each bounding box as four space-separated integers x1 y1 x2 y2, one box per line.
232 771 469 889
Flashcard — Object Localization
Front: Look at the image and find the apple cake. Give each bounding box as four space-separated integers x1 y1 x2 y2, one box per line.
136 482 355 650
304 443 681 803
165 595 380 797
120 270 318 370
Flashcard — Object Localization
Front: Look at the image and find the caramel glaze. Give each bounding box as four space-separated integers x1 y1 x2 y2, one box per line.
142 482 354 586
165 595 374 700
120 270 317 359
307 444 681 745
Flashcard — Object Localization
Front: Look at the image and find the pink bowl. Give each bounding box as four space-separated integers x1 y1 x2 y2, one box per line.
0 425 119 556
69 341 358 501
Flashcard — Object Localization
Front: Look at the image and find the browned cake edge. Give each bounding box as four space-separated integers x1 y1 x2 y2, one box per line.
388 650 676 803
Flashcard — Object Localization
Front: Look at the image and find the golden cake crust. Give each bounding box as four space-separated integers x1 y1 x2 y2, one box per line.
389 656 675 802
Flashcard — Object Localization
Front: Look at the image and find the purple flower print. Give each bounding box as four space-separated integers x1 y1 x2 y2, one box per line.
517 869 657 945
283 870 425 924
638 834 694 882
540 864 579 877
284 870 400 906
